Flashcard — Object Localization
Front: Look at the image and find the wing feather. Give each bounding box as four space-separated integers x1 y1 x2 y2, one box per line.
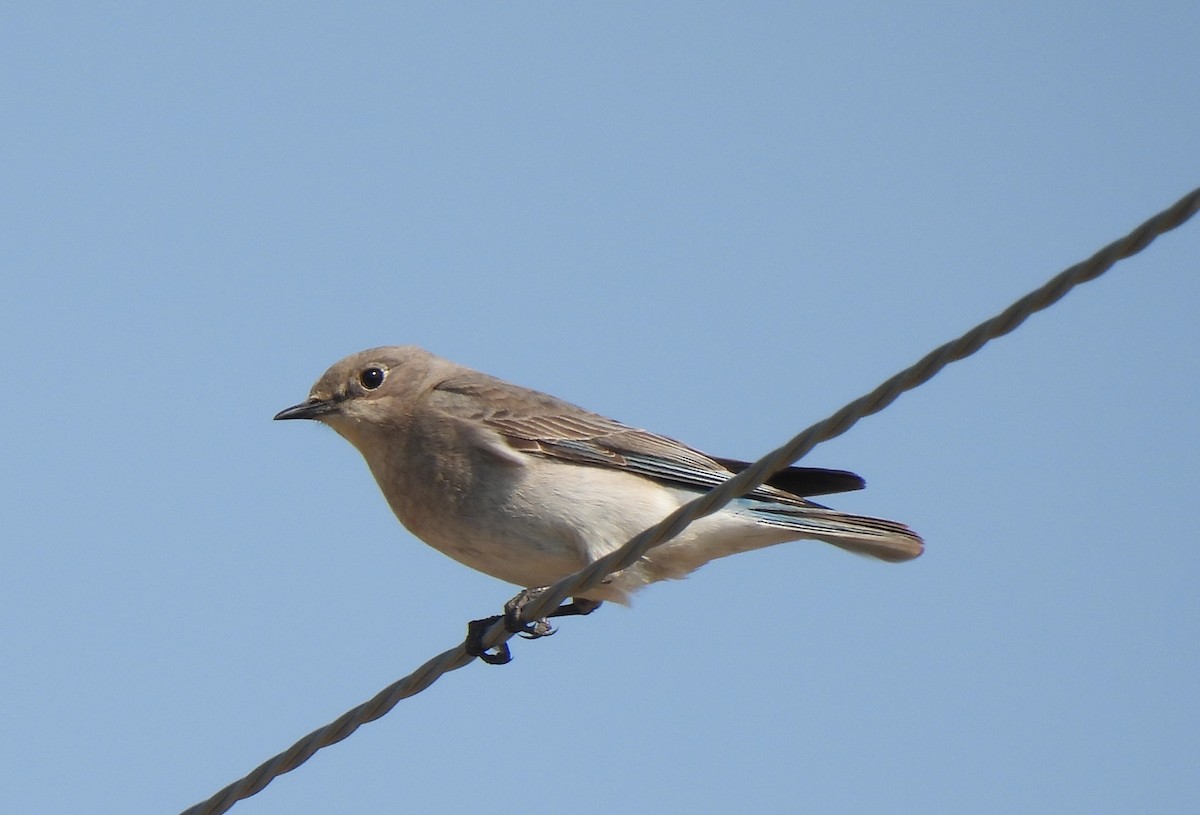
428 374 863 500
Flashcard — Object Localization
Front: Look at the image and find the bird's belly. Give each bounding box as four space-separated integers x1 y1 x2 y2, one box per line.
413 511 590 589
387 457 681 590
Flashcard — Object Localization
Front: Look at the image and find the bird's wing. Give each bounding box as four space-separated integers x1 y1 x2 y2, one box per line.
426 373 863 500
710 456 864 496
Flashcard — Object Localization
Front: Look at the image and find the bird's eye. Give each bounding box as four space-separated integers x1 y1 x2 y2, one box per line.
358 366 386 390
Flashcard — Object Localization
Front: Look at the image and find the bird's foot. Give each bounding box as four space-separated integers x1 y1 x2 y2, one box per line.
464 589 604 665
505 587 559 640
464 615 512 665
462 590 554 665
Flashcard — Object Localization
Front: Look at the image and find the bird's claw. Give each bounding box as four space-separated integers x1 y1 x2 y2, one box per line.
463 601 552 665
504 588 557 640
464 616 512 665
517 619 556 639
466 588 602 665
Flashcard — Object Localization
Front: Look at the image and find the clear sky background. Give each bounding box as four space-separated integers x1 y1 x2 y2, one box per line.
3 4 1198 814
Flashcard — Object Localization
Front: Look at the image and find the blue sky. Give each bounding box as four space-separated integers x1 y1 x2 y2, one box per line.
3 4 1198 814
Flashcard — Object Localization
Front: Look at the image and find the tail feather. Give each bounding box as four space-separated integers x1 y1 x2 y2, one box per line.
737 500 924 563
710 457 866 497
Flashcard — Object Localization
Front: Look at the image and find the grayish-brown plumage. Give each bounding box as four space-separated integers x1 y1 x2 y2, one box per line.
276 346 923 604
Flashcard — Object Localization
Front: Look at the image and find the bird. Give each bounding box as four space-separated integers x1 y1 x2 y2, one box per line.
275 346 922 660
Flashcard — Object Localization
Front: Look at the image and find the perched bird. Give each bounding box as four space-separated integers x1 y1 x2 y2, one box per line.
276 345 921 602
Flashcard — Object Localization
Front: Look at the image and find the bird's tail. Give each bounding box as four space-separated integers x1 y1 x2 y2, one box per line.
738 499 924 563
604 495 923 604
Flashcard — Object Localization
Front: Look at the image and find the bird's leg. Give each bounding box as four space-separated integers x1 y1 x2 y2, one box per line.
506 588 603 639
462 589 547 665
463 591 604 665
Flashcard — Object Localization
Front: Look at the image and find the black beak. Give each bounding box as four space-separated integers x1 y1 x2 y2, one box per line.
274 398 338 421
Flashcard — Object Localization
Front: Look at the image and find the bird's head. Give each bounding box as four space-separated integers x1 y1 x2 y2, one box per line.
274 345 435 450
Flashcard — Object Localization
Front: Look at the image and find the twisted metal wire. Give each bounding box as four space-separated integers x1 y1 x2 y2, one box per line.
181 186 1200 815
